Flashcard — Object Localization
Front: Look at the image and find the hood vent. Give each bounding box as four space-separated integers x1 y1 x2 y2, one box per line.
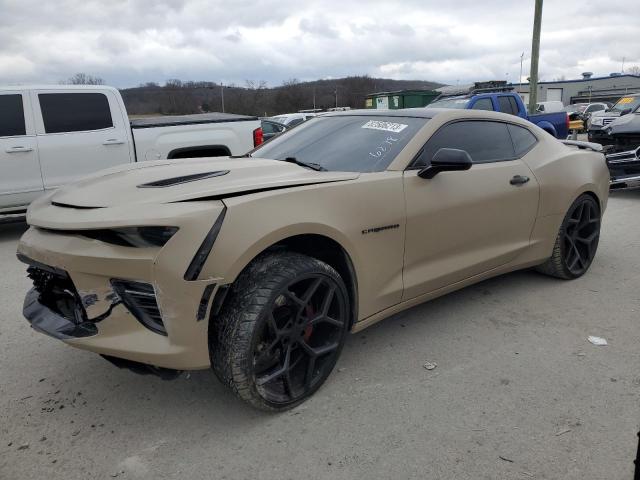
137 170 229 188
51 201 103 209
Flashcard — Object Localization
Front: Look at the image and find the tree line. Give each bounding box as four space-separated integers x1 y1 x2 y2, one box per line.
60 74 442 116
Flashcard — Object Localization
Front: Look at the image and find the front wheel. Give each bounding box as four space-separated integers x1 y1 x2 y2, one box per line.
210 252 350 411
536 194 601 279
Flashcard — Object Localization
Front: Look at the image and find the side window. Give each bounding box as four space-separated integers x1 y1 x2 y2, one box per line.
38 93 113 134
415 120 515 166
507 97 520 115
262 122 276 134
0 94 26 137
507 124 538 157
498 96 517 115
288 118 304 127
471 98 494 111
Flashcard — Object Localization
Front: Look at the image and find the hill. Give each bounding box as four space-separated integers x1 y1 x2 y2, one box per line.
120 76 444 117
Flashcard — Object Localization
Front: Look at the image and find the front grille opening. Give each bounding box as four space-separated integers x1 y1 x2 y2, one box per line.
111 280 166 336
27 265 87 324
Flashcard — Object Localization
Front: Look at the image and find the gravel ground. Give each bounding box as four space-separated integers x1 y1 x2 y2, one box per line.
1 190 639 480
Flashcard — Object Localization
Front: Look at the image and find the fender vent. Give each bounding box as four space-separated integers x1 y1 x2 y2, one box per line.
137 170 229 188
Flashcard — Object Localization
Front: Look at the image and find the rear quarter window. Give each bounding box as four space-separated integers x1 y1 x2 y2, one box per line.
0 94 26 137
39 93 113 134
507 124 538 157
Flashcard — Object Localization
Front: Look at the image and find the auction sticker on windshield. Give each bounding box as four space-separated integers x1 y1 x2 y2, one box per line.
362 120 408 133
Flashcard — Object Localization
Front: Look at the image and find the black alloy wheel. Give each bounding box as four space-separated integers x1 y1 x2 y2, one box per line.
252 274 347 404
211 252 350 411
562 196 601 276
536 194 601 279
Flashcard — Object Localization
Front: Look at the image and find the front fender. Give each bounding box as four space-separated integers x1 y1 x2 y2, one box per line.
198 173 406 319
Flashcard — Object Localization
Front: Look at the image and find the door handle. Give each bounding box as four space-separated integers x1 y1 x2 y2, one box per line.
5 146 34 153
102 139 125 145
510 175 530 185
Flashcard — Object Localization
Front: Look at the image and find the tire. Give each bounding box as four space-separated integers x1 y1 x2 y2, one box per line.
210 251 350 411
536 194 601 279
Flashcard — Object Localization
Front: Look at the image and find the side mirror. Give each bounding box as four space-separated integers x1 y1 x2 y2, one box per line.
418 148 473 179
620 108 632 116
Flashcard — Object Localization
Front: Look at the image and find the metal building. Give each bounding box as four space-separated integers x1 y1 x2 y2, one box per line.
514 73 640 105
365 89 440 109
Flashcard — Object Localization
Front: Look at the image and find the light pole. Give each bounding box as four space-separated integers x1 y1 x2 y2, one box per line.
519 52 525 93
220 83 225 113
527 0 543 114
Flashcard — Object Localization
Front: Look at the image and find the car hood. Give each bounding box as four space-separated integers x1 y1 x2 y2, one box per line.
591 110 620 119
605 112 640 135
48 157 360 208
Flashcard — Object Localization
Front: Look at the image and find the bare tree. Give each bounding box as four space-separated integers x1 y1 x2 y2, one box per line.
62 73 104 85
628 65 640 76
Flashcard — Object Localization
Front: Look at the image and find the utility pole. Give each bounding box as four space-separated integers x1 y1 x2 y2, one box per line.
527 0 543 114
334 87 338 108
220 83 225 113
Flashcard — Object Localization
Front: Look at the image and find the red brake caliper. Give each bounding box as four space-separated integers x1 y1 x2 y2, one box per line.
304 305 314 342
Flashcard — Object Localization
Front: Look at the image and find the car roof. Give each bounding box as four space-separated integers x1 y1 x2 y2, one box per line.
320 108 435 119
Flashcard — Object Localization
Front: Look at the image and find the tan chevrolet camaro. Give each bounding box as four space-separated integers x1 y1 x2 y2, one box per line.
17 109 609 410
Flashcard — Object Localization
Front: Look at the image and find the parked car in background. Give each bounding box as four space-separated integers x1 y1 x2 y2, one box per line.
607 146 640 189
535 101 564 113
260 119 288 142
269 112 316 127
428 90 569 138
588 94 640 145
604 108 640 151
0 85 262 216
566 103 611 132
17 108 608 410
567 102 610 120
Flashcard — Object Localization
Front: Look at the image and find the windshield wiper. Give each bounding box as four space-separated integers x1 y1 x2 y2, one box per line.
280 157 326 171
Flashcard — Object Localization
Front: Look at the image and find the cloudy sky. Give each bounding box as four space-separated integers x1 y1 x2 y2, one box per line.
1 0 639 88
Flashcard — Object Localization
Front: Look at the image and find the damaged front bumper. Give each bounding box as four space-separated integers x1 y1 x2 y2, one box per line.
24 288 98 340
606 147 640 189
17 199 227 370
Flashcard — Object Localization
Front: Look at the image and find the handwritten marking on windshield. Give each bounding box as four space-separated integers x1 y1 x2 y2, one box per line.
369 136 399 159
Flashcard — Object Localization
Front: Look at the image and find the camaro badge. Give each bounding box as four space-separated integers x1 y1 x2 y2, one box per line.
362 224 400 235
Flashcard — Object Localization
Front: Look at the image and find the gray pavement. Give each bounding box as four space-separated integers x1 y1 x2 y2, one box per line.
1 190 639 479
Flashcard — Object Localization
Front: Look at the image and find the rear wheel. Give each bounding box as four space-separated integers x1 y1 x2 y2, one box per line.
210 252 349 411
536 194 601 279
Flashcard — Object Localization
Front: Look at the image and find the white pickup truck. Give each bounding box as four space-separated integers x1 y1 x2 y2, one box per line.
0 85 262 215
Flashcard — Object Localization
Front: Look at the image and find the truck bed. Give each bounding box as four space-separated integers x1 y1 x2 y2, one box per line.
130 112 259 129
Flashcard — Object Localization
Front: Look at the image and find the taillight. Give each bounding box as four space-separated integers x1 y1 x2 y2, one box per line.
253 127 264 147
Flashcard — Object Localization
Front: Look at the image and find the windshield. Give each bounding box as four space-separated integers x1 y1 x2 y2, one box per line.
427 97 471 109
610 96 640 113
251 115 428 172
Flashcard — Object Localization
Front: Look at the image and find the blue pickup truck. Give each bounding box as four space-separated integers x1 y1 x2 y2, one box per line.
428 90 569 139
